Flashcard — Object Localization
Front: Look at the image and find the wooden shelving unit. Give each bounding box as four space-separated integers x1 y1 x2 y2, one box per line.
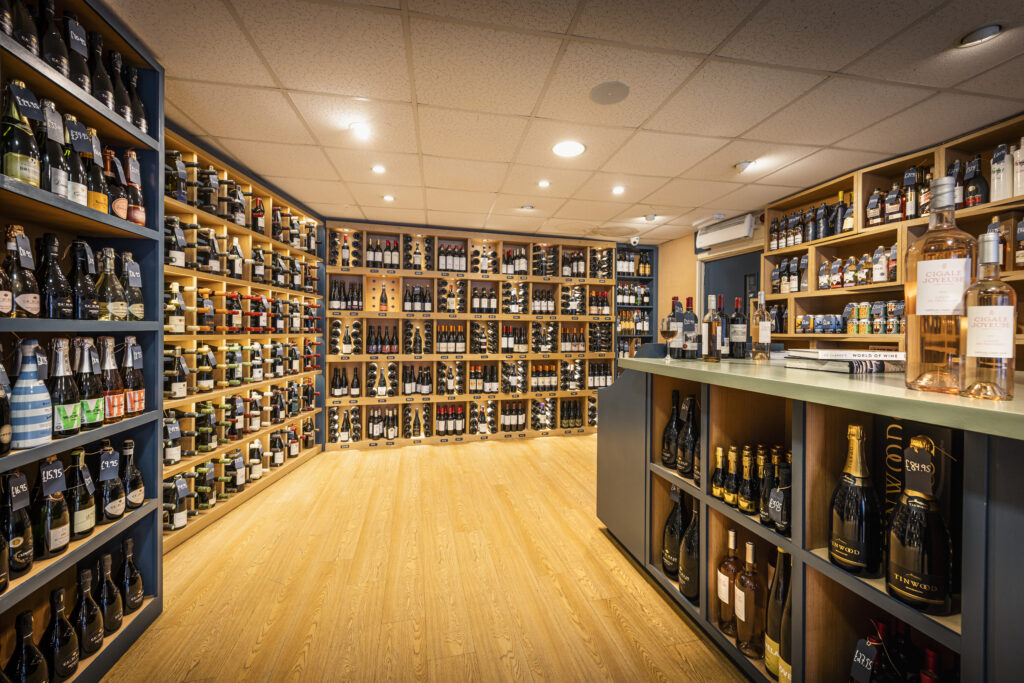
615 244 657 361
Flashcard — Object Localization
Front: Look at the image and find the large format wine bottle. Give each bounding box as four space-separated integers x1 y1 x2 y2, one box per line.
47 337 80 437
716 529 742 636
661 390 680 468
41 587 79 680
679 497 699 603
71 568 104 655
661 488 685 579
887 436 953 615
1 471 33 577
735 541 765 658
764 547 791 677
96 553 123 634
828 424 883 576
4 611 47 683
31 455 70 559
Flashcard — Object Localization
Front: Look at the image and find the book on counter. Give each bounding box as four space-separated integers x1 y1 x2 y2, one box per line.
784 357 906 374
785 348 906 361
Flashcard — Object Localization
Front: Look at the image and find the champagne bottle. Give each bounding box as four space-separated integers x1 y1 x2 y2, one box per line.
828 424 883 577
107 50 132 122
35 99 69 197
661 489 685 579
2 81 41 187
47 338 80 437
96 248 127 320
660 390 680 468
121 252 144 320
74 338 104 429
119 537 144 614
1 471 32 577
4 611 47 683
121 439 145 509
97 336 124 422
735 542 765 658
69 240 99 319
39 233 72 319
723 446 739 507
737 446 756 513
102 148 128 220
71 568 103 655
710 446 725 500
63 12 90 91
0 256 12 318
31 455 69 559
42 587 79 680
81 127 108 213
124 66 146 131
5 225 40 317
62 119 88 204
10 0 37 54
88 32 113 109
679 497 700 603
716 529 742 636
96 553 123 634
66 448 95 540
764 547 791 677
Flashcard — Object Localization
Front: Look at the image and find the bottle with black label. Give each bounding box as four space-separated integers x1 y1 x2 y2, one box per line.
63 12 90 91
95 442 125 523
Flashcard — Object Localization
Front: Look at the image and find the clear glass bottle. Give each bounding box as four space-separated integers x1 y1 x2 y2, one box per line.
97 336 124 423
905 176 976 393
702 295 721 363
735 541 765 658
751 291 772 361
961 230 1015 399
716 528 743 637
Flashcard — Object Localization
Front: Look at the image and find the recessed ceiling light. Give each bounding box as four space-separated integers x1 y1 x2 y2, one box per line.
960 24 1002 46
645 214 657 222
349 121 371 140
734 160 755 172
590 81 630 105
521 205 534 210
383 194 394 202
612 185 625 195
552 140 585 157
372 165 386 174
538 179 550 188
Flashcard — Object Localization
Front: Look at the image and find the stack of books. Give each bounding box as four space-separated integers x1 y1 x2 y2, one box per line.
783 348 906 374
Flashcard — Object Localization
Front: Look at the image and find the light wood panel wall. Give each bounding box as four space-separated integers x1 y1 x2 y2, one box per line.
656 233 698 323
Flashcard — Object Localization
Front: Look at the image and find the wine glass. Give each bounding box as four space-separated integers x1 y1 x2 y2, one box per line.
659 317 677 362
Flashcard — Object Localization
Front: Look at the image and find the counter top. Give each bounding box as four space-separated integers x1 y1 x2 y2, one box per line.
618 357 1024 441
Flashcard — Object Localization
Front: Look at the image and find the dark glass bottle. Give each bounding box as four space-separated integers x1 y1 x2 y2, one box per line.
30 456 70 559
760 447 779 527
96 553 123 634
119 536 144 614
66 448 95 540
660 490 685 580
764 547 790 677
39 234 72 319
710 446 725 500
81 128 108 213
35 99 69 197
107 50 132 122
2 471 33 577
62 114 88 205
37 0 68 76
729 296 747 358
723 446 739 507
121 439 145 509
101 148 128 220
737 446 757 514
122 150 145 226
5 225 40 318
62 12 90 91
676 394 698 479
47 337 80 437
829 424 883 577
41 587 79 680
660 390 680 468
2 80 41 187
10 0 37 55
964 153 989 207
88 31 113 109
71 568 103 655
96 443 125 523
678 497 699 603
4 611 47 683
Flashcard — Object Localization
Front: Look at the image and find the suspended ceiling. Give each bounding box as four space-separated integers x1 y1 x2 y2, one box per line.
106 0 1024 243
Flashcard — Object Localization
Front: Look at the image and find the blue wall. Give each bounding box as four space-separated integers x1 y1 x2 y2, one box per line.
702 250 762 317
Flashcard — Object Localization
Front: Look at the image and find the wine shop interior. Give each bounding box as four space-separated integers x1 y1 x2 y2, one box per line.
1 0 1023 680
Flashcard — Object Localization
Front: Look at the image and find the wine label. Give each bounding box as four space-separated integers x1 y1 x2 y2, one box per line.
916 258 970 315
74 508 96 534
101 300 128 320
68 180 88 206
54 402 81 433
717 570 730 604
49 167 69 197
3 153 40 187
251 462 262 479
966 305 1014 358
15 292 40 315
729 325 747 342
165 444 181 463
830 536 866 568
88 190 108 213
81 397 104 425
734 587 746 621
0 290 11 314
49 523 70 550
757 321 772 344
104 392 125 419
128 487 145 505
779 659 793 682
170 382 186 398
126 389 145 413
764 636 780 676
105 496 126 517
173 511 186 529
290 440 300 456
701 324 709 352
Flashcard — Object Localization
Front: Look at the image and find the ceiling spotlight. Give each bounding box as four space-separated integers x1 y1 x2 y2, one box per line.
521 204 534 210
960 24 1002 46
383 194 394 202
372 165 386 174
349 121 371 140
645 214 657 222
552 140 585 157
538 179 550 188
589 81 630 105
612 185 625 195
734 160 755 172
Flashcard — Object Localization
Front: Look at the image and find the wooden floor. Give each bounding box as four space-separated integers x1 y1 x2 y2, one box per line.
106 436 743 682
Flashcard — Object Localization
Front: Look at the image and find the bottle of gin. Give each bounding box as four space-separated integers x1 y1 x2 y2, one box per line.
961 230 1015 399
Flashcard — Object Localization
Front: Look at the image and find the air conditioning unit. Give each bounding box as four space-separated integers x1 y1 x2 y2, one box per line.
695 213 755 250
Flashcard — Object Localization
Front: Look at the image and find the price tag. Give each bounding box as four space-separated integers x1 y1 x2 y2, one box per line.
9 82 43 122
175 160 187 182
15 233 34 270
173 225 186 249
111 156 126 185
178 356 190 376
209 175 220 192
82 468 95 495
126 260 142 287
850 638 877 683
66 18 88 55
89 347 101 373
131 344 143 366
166 420 181 440
40 460 67 495
903 443 934 495
207 350 217 368
234 397 244 415
98 450 120 481
175 478 189 498
127 156 141 186
64 119 91 153
35 349 48 381
9 474 29 511
768 487 785 525
203 298 214 315
90 132 102 166
0 363 9 389
45 107 63 144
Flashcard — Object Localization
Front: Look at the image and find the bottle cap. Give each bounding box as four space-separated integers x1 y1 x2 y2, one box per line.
979 231 1001 265
930 175 956 209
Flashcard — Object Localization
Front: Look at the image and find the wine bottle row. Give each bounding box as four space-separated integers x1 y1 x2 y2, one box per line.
710 443 791 536
616 249 652 277
164 283 321 337
162 342 318 400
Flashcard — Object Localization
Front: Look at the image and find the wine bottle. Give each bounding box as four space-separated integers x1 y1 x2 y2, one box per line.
778 566 793 681
71 567 103 655
5 225 40 317
679 497 700 603
723 445 739 507
10 0 37 54
39 234 72 319
35 99 69 197
0 257 12 318
11 339 51 448
1 471 32 577
4 611 47 683
710 446 725 500
961 230 1015 399
63 12 90 91
68 240 98 320
121 439 145 510
102 148 128 220
2 81 41 187
676 395 698 479
73 338 104 429
828 424 883 576
737 445 757 513
716 528 742 636
661 488 685 580
107 50 132 122
97 336 124 423
31 455 69 559
66 448 95 540
735 541 765 658
88 32 113 109
660 390 680 468
96 553 123 634
47 337 80 437
121 336 145 416
42 587 79 680
764 547 790 676
0 364 10 455
119 537 144 614
96 248 127 320
886 436 953 615
121 252 144 320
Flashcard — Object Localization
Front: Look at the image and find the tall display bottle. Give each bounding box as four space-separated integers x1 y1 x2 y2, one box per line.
661 488 685 580
828 425 883 576
905 176 976 393
10 339 52 449
961 230 1015 399
764 547 790 677
660 391 680 468
678 497 700 603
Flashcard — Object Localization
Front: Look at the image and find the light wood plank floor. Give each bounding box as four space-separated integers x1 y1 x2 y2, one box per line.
106 436 743 682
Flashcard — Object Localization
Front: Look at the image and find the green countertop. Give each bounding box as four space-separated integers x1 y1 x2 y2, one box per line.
619 357 1024 441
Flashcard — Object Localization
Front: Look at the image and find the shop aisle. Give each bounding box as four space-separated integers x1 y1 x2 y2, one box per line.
106 436 740 682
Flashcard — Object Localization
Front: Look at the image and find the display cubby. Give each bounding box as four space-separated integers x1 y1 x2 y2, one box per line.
0 0 165 676
614 243 656 360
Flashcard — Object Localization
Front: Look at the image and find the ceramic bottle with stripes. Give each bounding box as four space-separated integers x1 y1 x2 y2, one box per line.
10 339 52 449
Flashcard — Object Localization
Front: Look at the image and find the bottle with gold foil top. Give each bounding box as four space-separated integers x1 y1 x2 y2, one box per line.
737 446 757 513
97 336 124 423
95 248 127 321
961 230 1015 400
123 150 145 226
764 547 791 677
2 80 41 187
710 446 725 500
62 114 88 206
723 446 739 507
81 127 108 213
828 424 883 577
102 148 128 219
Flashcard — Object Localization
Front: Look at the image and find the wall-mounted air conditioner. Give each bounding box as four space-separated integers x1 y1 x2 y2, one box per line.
695 213 755 250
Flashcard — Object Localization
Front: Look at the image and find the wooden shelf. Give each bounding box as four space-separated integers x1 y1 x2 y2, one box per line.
326 264 614 286
773 334 902 342
162 444 322 553
327 389 598 408
325 352 613 362
790 282 904 298
163 265 323 300
163 370 321 410
67 597 160 683
327 310 612 322
323 425 597 450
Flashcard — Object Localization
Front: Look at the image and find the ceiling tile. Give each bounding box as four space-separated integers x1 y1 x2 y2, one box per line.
325 149 423 186
756 149 888 188
408 0 577 32
360 207 428 224
289 93 418 153
515 119 633 170
500 164 593 197
491 193 566 216
717 0 943 71
553 199 629 221
483 214 547 231
952 53 1024 100
422 157 509 192
642 178 742 206
165 100 207 135
608 204 691 225
418 107 528 162
844 2 1024 88
166 81 313 144
636 224 698 241
571 173 670 202
744 77 934 146
218 139 338 180
101 0 275 85
712 184 799 211
572 0 760 53
425 188 497 213
601 131 728 176
233 0 410 100
537 41 701 127
410 18 562 115
348 183 425 209
645 61 824 137
538 219 600 237
307 203 364 220
837 92 1024 154
681 140 818 182
426 210 489 229
665 208 740 227
262 176 355 207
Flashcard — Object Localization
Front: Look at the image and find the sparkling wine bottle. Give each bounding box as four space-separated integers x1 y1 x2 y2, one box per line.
121 252 144 320
71 568 103 655
97 336 124 423
96 553 123 634
1 471 32 577
121 336 145 416
4 611 47 683
66 448 95 540
5 225 40 317
121 439 145 509
96 442 125 523
2 82 41 187
41 587 79 680
10 339 51 448
47 337 80 437
88 31 113 109
828 424 883 577
73 338 104 429
661 489 685 579
96 248 127 320
62 12 90 91
31 455 70 559
679 497 700 603
119 537 144 614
